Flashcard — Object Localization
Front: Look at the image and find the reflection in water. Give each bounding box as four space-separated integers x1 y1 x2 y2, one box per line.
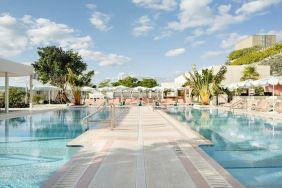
166 107 282 188
0 107 106 188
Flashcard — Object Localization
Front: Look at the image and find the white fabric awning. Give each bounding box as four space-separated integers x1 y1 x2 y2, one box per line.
0 58 34 77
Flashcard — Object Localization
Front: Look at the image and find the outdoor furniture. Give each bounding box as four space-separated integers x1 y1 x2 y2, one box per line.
222 97 243 108
254 100 271 112
275 102 282 113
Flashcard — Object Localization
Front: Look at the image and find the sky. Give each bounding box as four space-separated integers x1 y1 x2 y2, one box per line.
1 0 282 85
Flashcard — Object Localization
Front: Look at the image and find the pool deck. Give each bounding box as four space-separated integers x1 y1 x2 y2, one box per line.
42 106 243 188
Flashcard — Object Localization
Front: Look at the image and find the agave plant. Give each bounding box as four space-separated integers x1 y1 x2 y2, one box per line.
185 65 227 105
67 68 94 105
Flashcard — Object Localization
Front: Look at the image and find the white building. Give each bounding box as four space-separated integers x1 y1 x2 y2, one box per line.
174 65 271 86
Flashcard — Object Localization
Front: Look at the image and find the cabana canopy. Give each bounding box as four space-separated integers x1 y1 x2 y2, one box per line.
0 58 33 77
0 58 34 113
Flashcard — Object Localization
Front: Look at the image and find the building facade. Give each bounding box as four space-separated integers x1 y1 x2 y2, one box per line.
235 35 276 50
174 65 271 86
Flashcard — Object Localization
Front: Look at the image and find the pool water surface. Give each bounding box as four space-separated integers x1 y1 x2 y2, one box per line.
0 107 110 188
166 106 282 188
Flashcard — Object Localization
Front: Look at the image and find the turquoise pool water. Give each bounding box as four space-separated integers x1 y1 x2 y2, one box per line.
166 106 282 188
0 107 110 188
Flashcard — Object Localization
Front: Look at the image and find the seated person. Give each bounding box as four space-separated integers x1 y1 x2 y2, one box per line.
138 98 143 106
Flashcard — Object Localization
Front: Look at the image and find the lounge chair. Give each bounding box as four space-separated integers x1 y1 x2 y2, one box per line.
275 102 282 113
222 97 243 109
254 99 271 112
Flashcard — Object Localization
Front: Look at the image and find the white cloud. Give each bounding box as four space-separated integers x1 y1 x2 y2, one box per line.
220 33 247 49
236 0 282 15
79 49 131 66
192 40 206 47
0 13 29 56
132 16 153 37
27 18 93 50
201 32 247 58
168 0 213 31
154 30 172 40
201 50 226 59
89 12 112 32
165 48 186 57
132 0 177 11
0 13 130 67
168 0 282 37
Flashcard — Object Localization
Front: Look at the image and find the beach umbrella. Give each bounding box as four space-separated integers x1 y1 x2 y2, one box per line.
253 77 282 111
113 86 128 99
98 86 113 92
33 84 61 104
237 79 255 89
81 86 95 92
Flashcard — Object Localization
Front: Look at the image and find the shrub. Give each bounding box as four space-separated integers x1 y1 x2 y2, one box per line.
229 42 282 65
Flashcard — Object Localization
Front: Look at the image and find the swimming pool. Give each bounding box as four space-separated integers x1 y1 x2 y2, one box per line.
0 107 110 188
166 106 282 188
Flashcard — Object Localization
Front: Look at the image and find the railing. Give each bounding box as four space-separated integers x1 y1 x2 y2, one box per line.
80 102 107 125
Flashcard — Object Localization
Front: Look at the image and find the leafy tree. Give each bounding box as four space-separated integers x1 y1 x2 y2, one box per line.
137 78 158 88
98 79 111 88
241 66 260 81
67 68 94 105
184 65 227 105
32 46 88 103
112 76 138 88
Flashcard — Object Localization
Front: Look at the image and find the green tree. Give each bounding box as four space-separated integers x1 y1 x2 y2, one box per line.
138 78 158 88
67 68 94 105
241 66 260 81
32 46 88 103
184 65 227 105
98 79 111 88
112 76 138 88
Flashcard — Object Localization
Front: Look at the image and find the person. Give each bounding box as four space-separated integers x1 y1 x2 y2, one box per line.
138 98 143 106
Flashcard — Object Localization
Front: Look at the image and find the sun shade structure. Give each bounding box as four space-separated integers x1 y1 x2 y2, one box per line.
33 84 61 104
0 58 34 113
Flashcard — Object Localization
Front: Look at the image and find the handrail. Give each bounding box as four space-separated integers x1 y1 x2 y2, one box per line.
109 103 115 130
81 102 107 125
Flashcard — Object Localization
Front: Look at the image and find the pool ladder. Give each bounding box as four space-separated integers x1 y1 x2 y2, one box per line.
80 102 116 130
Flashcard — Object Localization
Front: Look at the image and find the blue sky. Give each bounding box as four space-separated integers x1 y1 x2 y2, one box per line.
1 0 282 84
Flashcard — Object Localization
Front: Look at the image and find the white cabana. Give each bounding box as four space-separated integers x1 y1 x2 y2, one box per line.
81 86 95 92
98 86 113 92
113 85 129 99
0 58 34 112
33 84 61 104
253 77 282 110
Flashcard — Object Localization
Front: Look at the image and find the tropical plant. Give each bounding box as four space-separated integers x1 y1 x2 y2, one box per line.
184 65 227 105
67 68 94 105
241 66 260 81
32 46 88 103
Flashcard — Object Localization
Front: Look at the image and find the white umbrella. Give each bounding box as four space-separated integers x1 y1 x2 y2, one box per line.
133 86 147 91
113 86 128 99
33 84 61 104
151 86 163 91
98 86 113 92
237 79 255 89
253 77 282 111
81 86 95 92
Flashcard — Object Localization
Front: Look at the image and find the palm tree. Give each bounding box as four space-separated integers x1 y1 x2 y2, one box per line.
67 68 94 105
184 65 227 105
241 66 260 81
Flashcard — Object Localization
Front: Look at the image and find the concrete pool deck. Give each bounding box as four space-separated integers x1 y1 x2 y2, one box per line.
42 106 243 188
